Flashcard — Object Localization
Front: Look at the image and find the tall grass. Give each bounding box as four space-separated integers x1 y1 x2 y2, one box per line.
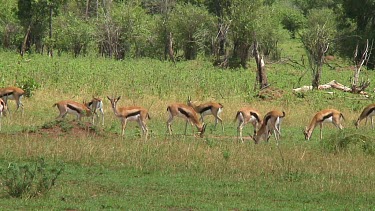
0 50 374 209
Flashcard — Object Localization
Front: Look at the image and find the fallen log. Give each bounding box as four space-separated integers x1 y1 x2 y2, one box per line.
293 80 368 97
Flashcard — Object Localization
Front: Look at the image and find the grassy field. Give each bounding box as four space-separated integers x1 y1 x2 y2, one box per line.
0 47 375 210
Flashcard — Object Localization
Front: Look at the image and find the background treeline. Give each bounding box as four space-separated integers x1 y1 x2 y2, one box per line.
0 0 374 69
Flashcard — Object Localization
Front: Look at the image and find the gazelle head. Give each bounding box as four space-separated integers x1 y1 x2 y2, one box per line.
303 127 310 140
186 96 195 106
199 123 207 138
107 96 121 109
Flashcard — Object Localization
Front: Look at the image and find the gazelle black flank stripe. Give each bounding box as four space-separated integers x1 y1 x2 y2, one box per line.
200 106 212 113
178 107 190 118
366 107 375 116
126 111 141 118
0 92 14 98
67 104 82 114
265 115 272 124
250 111 261 123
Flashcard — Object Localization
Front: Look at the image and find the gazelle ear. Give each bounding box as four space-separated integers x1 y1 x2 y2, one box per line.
117 96 121 101
107 96 111 101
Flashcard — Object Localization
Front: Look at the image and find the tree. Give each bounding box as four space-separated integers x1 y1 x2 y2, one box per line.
17 0 64 55
301 8 337 89
0 0 22 49
168 3 216 60
341 0 375 69
96 1 156 59
351 40 371 94
228 0 262 68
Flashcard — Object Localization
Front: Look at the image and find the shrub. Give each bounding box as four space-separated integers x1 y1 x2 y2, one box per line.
0 158 64 198
16 77 41 97
321 130 374 155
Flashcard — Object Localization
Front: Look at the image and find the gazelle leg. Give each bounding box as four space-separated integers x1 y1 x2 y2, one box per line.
121 119 127 136
237 121 244 142
100 108 105 126
167 115 174 135
320 123 323 140
215 115 224 132
184 121 188 135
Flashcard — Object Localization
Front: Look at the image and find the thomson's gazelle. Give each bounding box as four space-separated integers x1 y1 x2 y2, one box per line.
187 96 224 131
53 100 92 121
303 109 344 140
86 97 104 126
234 107 262 142
0 98 7 130
355 104 375 129
167 103 206 137
107 96 150 138
252 110 285 144
0 86 25 114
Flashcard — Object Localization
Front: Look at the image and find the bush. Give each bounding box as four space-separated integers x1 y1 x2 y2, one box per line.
0 158 64 198
321 130 374 155
16 77 41 97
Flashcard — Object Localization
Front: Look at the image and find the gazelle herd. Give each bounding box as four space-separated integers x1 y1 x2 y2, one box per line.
0 86 374 142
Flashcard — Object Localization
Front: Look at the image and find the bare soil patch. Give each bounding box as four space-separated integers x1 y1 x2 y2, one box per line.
27 120 103 139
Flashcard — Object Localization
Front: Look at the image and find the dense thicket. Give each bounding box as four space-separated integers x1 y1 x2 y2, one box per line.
0 0 374 69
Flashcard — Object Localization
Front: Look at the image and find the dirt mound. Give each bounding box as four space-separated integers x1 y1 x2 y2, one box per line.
256 87 284 100
29 120 102 138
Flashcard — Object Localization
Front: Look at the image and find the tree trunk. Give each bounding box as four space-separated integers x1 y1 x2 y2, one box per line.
48 5 53 57
312 65 322 89
351 40 370 93
311 43 329 89
168 32 175 63
253 40 268 90
20 25 31 57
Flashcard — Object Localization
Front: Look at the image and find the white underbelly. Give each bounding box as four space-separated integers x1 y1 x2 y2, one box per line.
125 115 140 121
323 116 333 123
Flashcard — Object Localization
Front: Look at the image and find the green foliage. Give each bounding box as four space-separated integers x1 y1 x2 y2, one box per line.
53 13 95 56
16 0 64 52
279 4 306 38
95 2 157 59
0 158 64 198
16 77 40 97
0 0 23 49
168 3 216 60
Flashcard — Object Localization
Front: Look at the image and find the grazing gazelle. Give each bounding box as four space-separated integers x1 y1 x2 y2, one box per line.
0 86 25 114
107 96 150 138
85 97 104 126
303 109 345 141
167 103 207 137
252 110 286 144
187 96 224 131
234 107 262 142
354 104 375 129
0 98 7 130
53 100 92 121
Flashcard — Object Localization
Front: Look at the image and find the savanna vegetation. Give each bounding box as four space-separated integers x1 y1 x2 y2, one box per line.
0 0 375 210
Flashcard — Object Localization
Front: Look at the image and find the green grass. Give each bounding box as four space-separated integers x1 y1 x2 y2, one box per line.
0 49 374 209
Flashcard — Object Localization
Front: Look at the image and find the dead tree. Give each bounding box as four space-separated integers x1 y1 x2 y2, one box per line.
20 25 31 57
253 39 268 90
309 43 329 89
351 39 371 94
168 32 175 64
